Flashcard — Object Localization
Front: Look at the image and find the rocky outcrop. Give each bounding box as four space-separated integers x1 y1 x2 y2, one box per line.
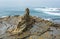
0 8 60 39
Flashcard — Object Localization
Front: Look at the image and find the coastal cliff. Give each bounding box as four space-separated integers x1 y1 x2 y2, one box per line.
0 8 60 39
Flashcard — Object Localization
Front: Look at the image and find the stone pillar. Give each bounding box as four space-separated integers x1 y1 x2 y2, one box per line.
24 8 30 22
25 8 29 16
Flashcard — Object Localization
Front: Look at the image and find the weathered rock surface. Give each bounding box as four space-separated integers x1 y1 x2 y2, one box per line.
0 8 60 39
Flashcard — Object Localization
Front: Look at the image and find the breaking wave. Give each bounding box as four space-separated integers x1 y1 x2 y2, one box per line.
44 12 60 16
34 8 60 16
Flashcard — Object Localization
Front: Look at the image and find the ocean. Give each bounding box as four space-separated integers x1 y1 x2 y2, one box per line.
0 8 60 23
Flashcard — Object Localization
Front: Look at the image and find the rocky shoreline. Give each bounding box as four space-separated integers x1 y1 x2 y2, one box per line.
0 8 60 39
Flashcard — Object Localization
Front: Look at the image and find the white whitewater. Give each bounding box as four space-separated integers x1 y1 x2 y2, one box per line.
34 8 60 16
44 12 60 16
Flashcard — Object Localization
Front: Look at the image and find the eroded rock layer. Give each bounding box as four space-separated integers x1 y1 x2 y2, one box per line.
0 8 60 39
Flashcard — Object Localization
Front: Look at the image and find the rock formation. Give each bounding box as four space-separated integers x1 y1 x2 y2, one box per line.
0 8 60 39
24 8 30 22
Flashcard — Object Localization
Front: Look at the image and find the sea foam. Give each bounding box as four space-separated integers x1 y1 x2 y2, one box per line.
34 8 60 16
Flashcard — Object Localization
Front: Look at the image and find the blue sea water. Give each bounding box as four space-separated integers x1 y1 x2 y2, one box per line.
0 8 60 22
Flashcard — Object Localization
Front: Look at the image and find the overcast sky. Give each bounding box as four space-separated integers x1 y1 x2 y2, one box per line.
0 0 60 8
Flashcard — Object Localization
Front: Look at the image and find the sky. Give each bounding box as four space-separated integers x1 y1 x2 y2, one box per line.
0 0 60 8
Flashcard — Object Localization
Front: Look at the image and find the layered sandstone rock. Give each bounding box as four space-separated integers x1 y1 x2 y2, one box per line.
0 8 60 39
